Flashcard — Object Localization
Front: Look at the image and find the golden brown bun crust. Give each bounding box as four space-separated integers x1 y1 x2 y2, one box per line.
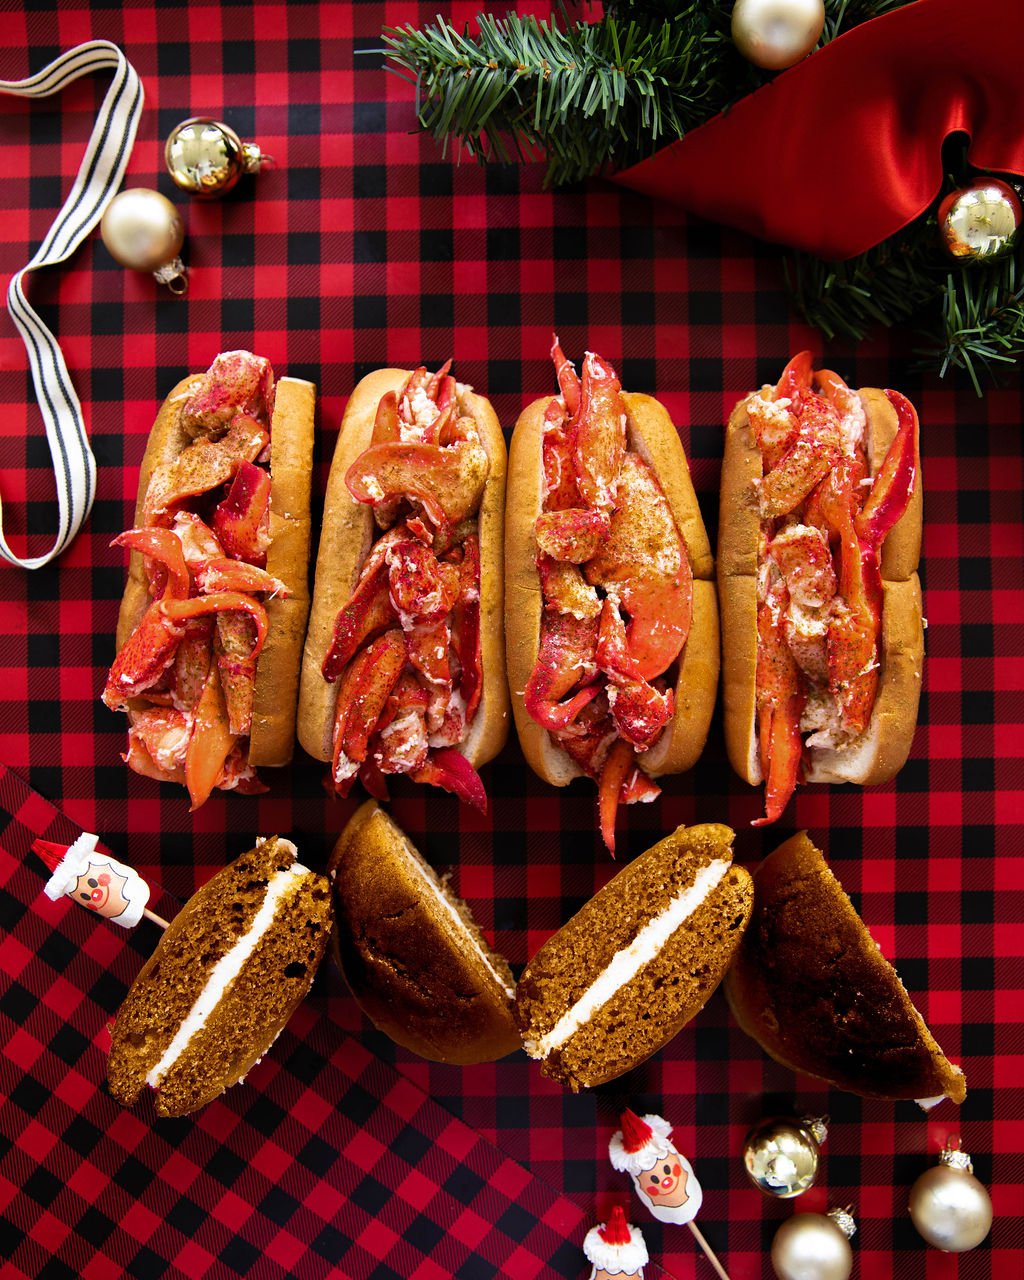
115 370 316 767
329 802 520 1064
250 377 316 766
505 390 719 786
724 832 966 1103
297 370 508 768
717 386 923 787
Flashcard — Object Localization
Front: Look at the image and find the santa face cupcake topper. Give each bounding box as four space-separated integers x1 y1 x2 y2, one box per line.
609 1110 704 1225
36 833 151 928
583 1205 648 1279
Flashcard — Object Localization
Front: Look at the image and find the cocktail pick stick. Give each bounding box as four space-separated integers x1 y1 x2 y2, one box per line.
32 834 170 930
610 1109 732 1280
687 1221 732 1280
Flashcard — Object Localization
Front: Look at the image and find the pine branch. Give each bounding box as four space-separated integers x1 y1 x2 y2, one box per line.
917 249 1024 394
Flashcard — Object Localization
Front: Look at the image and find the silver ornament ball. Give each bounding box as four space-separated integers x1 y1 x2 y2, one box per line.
731 0 825 71
165 117 266 198
909 1143 992 1252
771 1209 855 1280
938 178 1022 260
100 188 187 294
743 1116 827 1198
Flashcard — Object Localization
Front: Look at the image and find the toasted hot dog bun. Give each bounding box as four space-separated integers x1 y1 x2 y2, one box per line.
718 386 923 787
506 391 719 787
297 370 509 768
116 370 316 767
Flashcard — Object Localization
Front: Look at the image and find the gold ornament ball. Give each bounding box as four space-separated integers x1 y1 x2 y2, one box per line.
771 1209 855 1280
731 0 825 71
100 189 187 293
909 1145 993 1252
744 1117 826 1198
165 117 266 198
938 178 1022 259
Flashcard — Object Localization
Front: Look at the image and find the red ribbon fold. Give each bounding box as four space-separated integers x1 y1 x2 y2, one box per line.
613 0 1024 260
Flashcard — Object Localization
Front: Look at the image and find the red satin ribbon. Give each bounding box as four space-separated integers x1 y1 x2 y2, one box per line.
612 0 1024 260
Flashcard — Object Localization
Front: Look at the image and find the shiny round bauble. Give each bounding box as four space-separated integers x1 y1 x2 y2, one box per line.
731 0 825 70
743 1117 827 1198
165 117 266 198
771 1209 855 1280
938 178 1022 260
909 1144 992 1252
99 188 187 294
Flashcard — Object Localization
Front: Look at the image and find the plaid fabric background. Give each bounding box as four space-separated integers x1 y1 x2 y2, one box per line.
1 3 1022 1278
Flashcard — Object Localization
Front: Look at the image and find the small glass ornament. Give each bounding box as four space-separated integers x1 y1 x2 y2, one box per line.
165 117 269 198
99 188 187 293
908 1138 993 1252
743 1115 828 1197
938 178 1022 259
731 0 825 71
771 1207 855 1280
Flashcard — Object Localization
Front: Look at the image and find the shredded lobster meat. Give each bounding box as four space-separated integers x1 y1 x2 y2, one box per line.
524 340 692 855
322 363 489 809
750 353 919 826
103 352 282 809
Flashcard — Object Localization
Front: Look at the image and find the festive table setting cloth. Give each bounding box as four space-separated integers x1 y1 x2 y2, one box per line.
1 3 1022 1278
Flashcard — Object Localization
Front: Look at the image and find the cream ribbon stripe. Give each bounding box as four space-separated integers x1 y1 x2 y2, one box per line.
0 42 143 569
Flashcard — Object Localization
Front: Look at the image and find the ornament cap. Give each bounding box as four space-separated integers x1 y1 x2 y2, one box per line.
939 1138 974 1174
805 1115 828 1145
828 1207 857 1240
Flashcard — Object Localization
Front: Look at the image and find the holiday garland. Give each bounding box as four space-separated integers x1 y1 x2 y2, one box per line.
383 1 1024 391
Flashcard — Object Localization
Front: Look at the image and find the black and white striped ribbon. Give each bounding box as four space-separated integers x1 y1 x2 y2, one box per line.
0 42 143 570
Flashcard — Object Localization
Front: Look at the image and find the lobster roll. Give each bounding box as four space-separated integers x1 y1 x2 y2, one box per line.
297 365 509 811
719 352 923 825
104 351 317 808
505 341 719 855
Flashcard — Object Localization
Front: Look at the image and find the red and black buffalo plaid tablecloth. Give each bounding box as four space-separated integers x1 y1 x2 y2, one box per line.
1 4 1022 1278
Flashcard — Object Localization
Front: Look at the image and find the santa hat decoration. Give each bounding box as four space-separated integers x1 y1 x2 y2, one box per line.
583 1205 648 1279
33 834 163 929
609 1110 674 1177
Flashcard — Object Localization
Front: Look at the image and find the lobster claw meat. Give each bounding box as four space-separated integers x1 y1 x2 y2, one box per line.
758 393 844 520
345 439 489 533
535 508 610 563
214 612 257 736
331 629 407 792
112 527 190 602
180 351 274 438
185 664 237 811
371 390 402 445
855 389 918 548
194 558 287 598
597 739 636 859
104 592 269 710
752 582 806 827
550 335 580 416
596 601 674 750
322 558 396 682
212 460 272 565
524 611 600 733
386 539 461 624
145 414 270 523
573 351 626 512
411 748 487 814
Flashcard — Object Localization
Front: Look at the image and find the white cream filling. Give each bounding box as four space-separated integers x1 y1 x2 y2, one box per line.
145 859 304 1088
525 857 730 1059
402 838 515 999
